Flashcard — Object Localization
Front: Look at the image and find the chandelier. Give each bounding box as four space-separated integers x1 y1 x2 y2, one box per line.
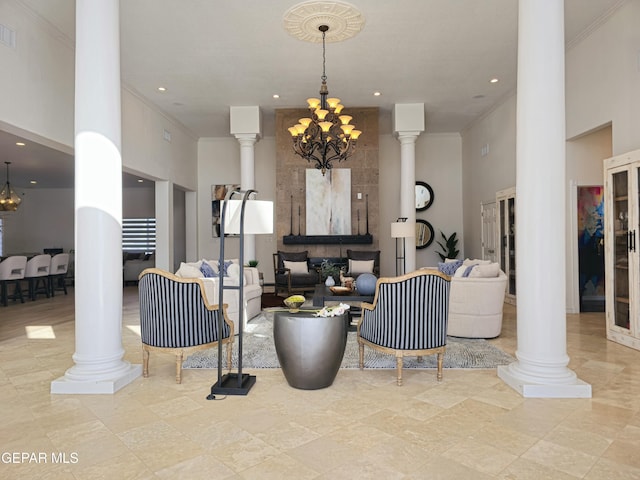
288 25 361 175
0 162 21 212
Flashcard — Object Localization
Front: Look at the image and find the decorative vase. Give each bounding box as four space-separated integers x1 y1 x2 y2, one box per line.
355 273 377 295
325 276 336 287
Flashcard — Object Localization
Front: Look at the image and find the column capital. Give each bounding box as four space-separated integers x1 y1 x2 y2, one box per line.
395 132 421 144
234 133 260 146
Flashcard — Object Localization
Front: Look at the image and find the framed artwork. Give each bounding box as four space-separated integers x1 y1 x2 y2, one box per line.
415 181 434 211
416 219 435 249
212 184 240 237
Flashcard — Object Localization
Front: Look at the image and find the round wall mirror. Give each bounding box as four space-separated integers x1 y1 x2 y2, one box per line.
415 181 434 211
416 219 435 249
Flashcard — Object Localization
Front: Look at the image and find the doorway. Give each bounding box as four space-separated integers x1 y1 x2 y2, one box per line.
577 186 605 312
481 201 497 263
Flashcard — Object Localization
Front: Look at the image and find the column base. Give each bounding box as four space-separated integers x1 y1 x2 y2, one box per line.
51 363 142 394
498 363 592 398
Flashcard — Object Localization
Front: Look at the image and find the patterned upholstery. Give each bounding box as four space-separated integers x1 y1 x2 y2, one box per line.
138 268 233 383
357 269 451 385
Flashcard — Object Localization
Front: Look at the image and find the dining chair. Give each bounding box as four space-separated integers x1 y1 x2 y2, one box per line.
49 253 70 296
0 256 28 306
24 254 51 300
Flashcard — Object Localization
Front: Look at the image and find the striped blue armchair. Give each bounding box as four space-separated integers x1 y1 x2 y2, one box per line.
138 268 234 383
357 269 451 386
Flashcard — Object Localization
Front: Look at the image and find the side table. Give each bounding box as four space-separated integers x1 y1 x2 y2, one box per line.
273 311 347 389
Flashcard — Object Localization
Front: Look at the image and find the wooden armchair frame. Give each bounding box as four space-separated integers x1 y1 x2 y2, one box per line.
138 268 234 383
357 269 451 386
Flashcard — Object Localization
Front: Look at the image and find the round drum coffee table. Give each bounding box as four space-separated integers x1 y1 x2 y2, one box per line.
273 311 348 390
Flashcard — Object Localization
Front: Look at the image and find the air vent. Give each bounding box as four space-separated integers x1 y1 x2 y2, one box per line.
0 24 16 49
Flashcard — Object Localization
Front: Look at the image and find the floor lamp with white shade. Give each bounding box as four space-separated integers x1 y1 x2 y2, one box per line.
391 218 415 276
208 189 273 397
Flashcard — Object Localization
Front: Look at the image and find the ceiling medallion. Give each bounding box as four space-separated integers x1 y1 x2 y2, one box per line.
283 1 365 43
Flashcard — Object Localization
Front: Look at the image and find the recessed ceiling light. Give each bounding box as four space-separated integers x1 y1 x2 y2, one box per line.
373 91 381 96
490 78 499 84
16 142 25 146
30 180 37 184
137 179 144 183
158 87 167 92
273 94 280 99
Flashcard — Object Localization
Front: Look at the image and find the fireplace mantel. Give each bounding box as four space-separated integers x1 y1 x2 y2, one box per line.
283 234 373 245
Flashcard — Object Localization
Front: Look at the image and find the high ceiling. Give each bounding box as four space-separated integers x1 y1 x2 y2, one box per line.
1 0 625 189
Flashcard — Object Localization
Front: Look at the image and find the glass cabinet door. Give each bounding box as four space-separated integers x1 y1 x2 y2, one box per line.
508 197 516 296
612 170 630 329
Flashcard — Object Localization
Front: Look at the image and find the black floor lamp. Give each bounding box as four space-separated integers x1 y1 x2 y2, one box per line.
208 188 273 397
391 218 414 276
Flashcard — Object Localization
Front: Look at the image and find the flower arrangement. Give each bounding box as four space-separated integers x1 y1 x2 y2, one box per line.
315 303 350 317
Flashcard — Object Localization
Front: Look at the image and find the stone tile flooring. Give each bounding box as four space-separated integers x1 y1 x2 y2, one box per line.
1 287 640 479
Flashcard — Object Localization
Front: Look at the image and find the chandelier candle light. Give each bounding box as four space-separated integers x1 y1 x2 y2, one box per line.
0 162 21 212
288 25 361 175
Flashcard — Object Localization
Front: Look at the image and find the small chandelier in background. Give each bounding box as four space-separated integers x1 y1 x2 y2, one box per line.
288 24 361 175
0 161 21 212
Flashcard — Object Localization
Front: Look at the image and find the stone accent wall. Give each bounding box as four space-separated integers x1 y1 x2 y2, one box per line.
275 107 379 258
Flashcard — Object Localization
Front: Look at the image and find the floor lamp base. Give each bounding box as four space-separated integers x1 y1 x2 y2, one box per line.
208 373 256 397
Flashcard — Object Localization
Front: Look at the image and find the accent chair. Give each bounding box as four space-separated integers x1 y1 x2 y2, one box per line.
357 269 451 386
138 268 234 383
273 250 319 296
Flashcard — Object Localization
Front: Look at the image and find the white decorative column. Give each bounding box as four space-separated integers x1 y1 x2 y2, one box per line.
230 106 262 262
155 180 173 271
497 0 591 398
52 0 141 394
393 104 425 272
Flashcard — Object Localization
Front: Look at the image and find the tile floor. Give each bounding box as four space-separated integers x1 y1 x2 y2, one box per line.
1 287 640 479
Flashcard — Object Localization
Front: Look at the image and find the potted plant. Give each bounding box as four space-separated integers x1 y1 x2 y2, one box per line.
436 231 460 261
247 260 259 268
320 259 341 285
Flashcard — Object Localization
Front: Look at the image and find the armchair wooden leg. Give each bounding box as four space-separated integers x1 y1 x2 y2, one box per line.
176 352 183 384
436 352 443 382
396 356 403 386
226 341 233 369
358 342 364 369
142 347 150 378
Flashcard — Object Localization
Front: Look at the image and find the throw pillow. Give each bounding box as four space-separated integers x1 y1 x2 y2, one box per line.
468 263 500 278
175 262 202 278
225 263 247 285
219 260 233 277
462 258 492 267
284 260 308 274
454 265 467 277
199 261 216 278
349 259 374 275
438 259 463 276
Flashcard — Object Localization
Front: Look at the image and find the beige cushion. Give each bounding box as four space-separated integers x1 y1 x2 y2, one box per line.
462 258 491 267
468 263 500 278
349 259 374 275
284 260 308 274
175 261 202 278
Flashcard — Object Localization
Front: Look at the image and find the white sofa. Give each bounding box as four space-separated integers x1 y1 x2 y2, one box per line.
174 259 262 333
445 261 507 338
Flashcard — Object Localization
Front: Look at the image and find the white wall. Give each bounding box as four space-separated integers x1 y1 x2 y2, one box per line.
1 0 199 268
2 187 154 255
197 136 277 281
460 94 518 261
565 1 640 156
0 1 74 148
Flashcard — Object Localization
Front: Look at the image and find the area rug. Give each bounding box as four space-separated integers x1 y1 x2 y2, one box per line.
183 311 515 370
